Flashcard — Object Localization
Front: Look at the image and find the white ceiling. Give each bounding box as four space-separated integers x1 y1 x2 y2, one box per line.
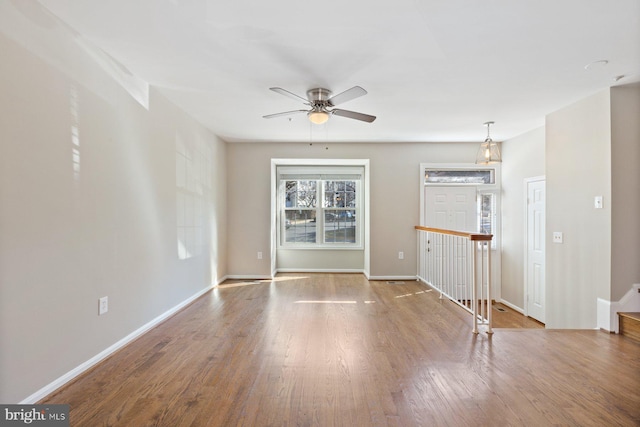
35 0 640 143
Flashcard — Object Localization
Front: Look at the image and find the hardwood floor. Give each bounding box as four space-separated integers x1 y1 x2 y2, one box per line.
41 274 640 426
491 302 545 329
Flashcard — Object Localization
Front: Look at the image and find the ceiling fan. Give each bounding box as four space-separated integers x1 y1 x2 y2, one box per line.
263 86 376 124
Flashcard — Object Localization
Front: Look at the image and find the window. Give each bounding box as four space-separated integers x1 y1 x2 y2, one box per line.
478 192 497 249
278 167 362 248
425 169 494 184
284 180 317 244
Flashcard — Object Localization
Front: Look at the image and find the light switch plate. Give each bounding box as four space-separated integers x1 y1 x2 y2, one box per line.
594 196 603 209
99 296 108 315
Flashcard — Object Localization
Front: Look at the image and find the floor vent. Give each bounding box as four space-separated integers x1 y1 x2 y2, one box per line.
494 306 507 312
386 281 406 285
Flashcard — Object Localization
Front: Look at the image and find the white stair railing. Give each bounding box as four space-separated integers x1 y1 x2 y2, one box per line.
415 226 493 334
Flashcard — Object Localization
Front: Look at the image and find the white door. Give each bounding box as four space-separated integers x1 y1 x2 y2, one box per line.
526 178 545 323
424 186 477 231
424 187 477 293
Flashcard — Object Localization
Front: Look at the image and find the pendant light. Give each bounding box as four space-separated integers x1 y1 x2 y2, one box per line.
475 121 501 164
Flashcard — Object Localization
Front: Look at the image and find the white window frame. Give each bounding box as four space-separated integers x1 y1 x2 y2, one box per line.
477 190 499 250
277 166 364 250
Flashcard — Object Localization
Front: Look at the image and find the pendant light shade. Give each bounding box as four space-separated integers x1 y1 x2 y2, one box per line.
475 121 501 164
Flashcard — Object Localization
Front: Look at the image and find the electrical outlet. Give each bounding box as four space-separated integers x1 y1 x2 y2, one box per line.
99 296 108 315
553 232 563 244
257 251 263 260
398 251 404 260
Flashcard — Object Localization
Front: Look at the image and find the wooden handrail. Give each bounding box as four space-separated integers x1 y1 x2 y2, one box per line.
415 225 493 241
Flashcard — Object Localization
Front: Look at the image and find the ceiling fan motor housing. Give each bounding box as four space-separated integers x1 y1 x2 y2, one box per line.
307 88 333 106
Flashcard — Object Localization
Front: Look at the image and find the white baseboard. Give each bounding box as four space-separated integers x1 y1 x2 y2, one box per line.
499 299 525 314
416 279 439 291
597 283 640 333
597 298 614 332
224 271 413 281
275 268 364 274
367 275 418 281
20 284 215 404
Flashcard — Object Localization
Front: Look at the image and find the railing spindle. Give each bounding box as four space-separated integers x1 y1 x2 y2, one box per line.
415 226 493 334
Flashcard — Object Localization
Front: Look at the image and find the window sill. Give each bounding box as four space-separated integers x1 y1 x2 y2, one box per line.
278 245 364 251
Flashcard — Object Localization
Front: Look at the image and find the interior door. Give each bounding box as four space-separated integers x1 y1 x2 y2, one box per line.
526 179 545 323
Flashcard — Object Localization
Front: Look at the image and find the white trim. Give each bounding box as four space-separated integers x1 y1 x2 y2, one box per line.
500 299 525 315
368 275 418 281
277 167 363 249
271 161 278 278
271 159 370 277
276 268 364 274
277 245 364 251
416 277 439 291
19 284 216 404
597 298 613 332
272 158 370 167
227 271 418 280
598 283 640 333
619 283 640 309
363 161 370 278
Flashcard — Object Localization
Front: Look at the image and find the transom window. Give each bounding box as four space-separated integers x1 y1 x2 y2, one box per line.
278 166 362 248
425 169 495 184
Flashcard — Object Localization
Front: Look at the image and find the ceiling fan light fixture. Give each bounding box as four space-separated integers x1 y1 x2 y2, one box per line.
308 110 330 124
475 121 502 164
265 86 375 124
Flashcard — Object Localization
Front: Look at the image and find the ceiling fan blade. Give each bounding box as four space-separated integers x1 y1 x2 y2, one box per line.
269 87 309 104
263 110 308 119
332 109 376 123
327 86 367 106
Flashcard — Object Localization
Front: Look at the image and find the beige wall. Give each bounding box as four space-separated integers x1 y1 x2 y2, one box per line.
500 127 545 309
277 249 365 271
545 90 612 329
0 18 227 402
226 142 479 278
610 83 640 301
502 84 639 322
